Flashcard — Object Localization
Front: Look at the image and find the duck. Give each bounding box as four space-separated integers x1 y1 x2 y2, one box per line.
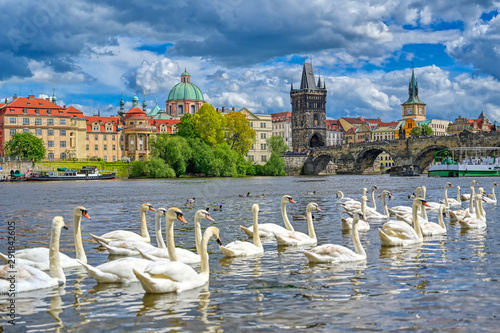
221 204 263 257
303 213 367 264
239 192 251 197
100 207 186 257
307 191 316 195
138 209 214 264
408 193 416 199
420 203 447 236
482 182 497 204
0 216 67 293
460 180 479 202
256 194 266 198
379 198 429 247
275 203 322 246
241 195 296 238
133 226 222 294
90 203 155 244
0 207 91 270
213 205 223 211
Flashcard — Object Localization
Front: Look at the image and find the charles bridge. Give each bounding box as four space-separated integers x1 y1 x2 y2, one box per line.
284 131 500 175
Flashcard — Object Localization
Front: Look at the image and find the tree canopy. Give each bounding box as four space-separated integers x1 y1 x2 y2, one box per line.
224 111 256 155
267 135 289 155
4 132 46 162
422 125 434 136
176 113 197 139
192 104 226 146
410 126 423 137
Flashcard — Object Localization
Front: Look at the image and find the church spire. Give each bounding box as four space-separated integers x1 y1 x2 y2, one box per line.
51 84 57 105
119 89 125 114
142 91 147 112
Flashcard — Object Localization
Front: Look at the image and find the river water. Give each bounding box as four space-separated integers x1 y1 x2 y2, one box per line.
0 175 499 332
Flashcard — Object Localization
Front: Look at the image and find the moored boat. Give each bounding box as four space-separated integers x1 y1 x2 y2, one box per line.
428 147 500 177
28 166 115 181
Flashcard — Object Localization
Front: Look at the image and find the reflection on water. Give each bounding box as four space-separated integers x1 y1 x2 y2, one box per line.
1 175 500 331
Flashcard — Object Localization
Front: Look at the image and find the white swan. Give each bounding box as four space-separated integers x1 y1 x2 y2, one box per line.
341 188 368 211
342 195 370 231
90 203 155 244
347 190 392 220
336 190 354 203
138 209 215 264
0 207 91 270
388 187 422 216
450 182 479 222
379 198 428 247
439 182 459 208
460 180 479 202
100 207 186 256
221 204 263 257
133 226 222 294
421 185 443 210
482 182 497 204
420 203 447 236
240 195 296 238
304 212 367 263
397 194 429 225
459 193 487 229
275 203 322 246
0 216 67 293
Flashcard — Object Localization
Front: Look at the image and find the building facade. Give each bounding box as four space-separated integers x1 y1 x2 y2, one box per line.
325 119 344 146
429 119 452 136
401 66 426 121
239 108 272 164
447 112 492 135
166 70 205 118
271 111 292 150
291 61 327 152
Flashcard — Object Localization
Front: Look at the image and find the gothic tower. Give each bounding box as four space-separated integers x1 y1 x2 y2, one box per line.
401 65 426 121
291 61 327 152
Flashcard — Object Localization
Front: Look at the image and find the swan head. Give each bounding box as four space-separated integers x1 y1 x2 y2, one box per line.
196 209 214 222
167 207 187 223
307 202 322 212
472 180 478 186
383 190 393 199
494 182 498 187
282 195 296 204
446 182 453 188
414 198 430 207
372 185 379 190
75 206 91 220
142 203 155 212
52 216 68 231
206 226 222 246
353 213 366 223
156 207 168 217
252 203 260 213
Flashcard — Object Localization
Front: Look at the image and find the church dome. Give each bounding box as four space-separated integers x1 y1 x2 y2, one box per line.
167 70 204 102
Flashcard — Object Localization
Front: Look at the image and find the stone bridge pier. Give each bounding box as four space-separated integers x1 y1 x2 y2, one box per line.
285 131 500 175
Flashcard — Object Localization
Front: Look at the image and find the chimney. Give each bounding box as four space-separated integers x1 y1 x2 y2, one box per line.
13 94 17 100
232 107 235 111
4 98 7 103
28 95 35 99
216 108 219 112
46 98 50 101
222 107 225 112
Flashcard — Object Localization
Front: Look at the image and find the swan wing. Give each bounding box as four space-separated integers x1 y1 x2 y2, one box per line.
7 248 78 270
382 221 418 240
98 230 148 243
144 260 198 282
221 241 263 257
0 264 58 293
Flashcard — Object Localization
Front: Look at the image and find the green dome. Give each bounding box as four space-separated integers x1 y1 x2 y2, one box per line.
132 95 139 101
167 82 204 102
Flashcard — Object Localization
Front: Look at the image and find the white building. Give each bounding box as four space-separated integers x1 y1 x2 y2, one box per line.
271 111 292 150
326 119 344 146
429 119 452 136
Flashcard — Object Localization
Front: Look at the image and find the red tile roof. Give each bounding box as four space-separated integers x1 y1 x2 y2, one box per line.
86 116 122 132
125 107 147 119
271 112 292 122
0 96 65 116
149 119 180 134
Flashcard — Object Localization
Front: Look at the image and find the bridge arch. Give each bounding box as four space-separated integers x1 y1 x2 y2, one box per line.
308 154 335 174
354 147 393 173
414 145 449 171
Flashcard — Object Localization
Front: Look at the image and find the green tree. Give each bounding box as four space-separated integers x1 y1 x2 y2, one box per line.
176 113 197 138
224 111 256 155
144 157 175 178
187 138 215 175
422 125 434 136
163 136 192 176
130 160 146 177
211 143 243 177
263 153 287 176
267 135 289 154
149 133 170 160
192 104 226 146
4 132 46 162
410 126 422 137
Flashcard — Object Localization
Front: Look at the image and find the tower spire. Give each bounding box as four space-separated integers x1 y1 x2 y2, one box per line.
51 84 57 105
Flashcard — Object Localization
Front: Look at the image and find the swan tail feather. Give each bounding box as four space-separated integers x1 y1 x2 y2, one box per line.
90 233 110 244
240 225 253 238
77 260 117 283
137 248 160 261
303 250 323 263
341 218 351 230
99 241 136 256
0 253 8 264
449 210 458 222
133 269 177 293
378 228 396 247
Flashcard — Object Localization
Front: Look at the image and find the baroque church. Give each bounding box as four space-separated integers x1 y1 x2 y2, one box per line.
291 61 327 152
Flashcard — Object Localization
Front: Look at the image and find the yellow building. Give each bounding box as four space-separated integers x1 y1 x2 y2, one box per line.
238 108 271 165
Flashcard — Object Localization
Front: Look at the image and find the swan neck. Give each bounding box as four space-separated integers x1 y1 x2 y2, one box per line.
469 186 475 213
444 185 449 206
352 217 366 257
412 203 423 239
306 208 316 240
457 186 461 203
492 184 497 201
155 213 166 249
140 208 150 242
338 191 344 199
361 196 366 216
371 188 377 210
165 216 177 261
253 209 262 248
199 230 212 276
194 215 202 255
73 212 86 264
438 207 446 230
281 200 294 231
422 187 427 199
382 194 388 216
49 224 65 284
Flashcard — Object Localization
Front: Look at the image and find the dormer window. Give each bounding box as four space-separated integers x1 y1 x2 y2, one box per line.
23 107 27 114
35 108 40 115
47 109 52 115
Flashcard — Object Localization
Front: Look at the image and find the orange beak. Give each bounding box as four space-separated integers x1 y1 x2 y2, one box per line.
206 214 215 222
178 215 187 223
83 211 91 220
422 201 430 207
316 207 323 212
289 199 296 203
217 237 222 246
149 206 156 212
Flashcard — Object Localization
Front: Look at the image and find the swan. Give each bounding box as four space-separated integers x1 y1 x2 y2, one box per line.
336 190 355 203
388 187 422 216
346 190 392 219
90 203 155 244
379 198 428 247
0 216 67 293
397 195 429 225
420 185 443 210
461 180 479 201
240 195 296 238
420 203 447 236
459 193 487 229
303 212 367 263
0 207 91 270
482 182 497 204
100 207 186 256
133 226 222 294
275 203 322 246
440 184 461 207
341 188 368 211
138 209 215 264
221 204 263 257
450 183 480 222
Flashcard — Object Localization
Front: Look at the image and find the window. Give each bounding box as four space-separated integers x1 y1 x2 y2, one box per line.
86 134 89 140
93 123 99 131
60 141 66 148
59 119 66 125
48 153 54 159
112 135 116 141
48 141 54 147
86 144 89 151
60 152 66 160
103 135 107 141
261 143 267 150
191 105 195 113
106 124 112 131
35 118 42 125
23 118 30 125
249 155 254 161
95 135 98 140
47 109 52 115
250 122 254 128
35 129 42 136
260 122 266 128
261 133 266 139
23 108 27 114
9 118 16 124
104 144 107 151
35 109 40 115
112 145 116 151
104 156 108 161
112 156 116 162
178 105 183 114
95 145 98 150
48 129 54 136
407 109 412 115
24 128 30 133
261 155 267 162
47 119 54 125
250 145 254 150
10 129 16 135
60 130 66 136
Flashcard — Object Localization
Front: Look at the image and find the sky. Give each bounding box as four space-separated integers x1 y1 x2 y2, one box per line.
1 0 500 123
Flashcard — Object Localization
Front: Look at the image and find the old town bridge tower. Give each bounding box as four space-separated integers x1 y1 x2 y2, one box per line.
291 61 327 152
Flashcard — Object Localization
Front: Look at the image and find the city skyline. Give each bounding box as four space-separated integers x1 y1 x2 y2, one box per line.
0 1 499 122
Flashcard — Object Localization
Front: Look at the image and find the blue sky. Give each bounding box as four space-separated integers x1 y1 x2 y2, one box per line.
1 0 499 123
